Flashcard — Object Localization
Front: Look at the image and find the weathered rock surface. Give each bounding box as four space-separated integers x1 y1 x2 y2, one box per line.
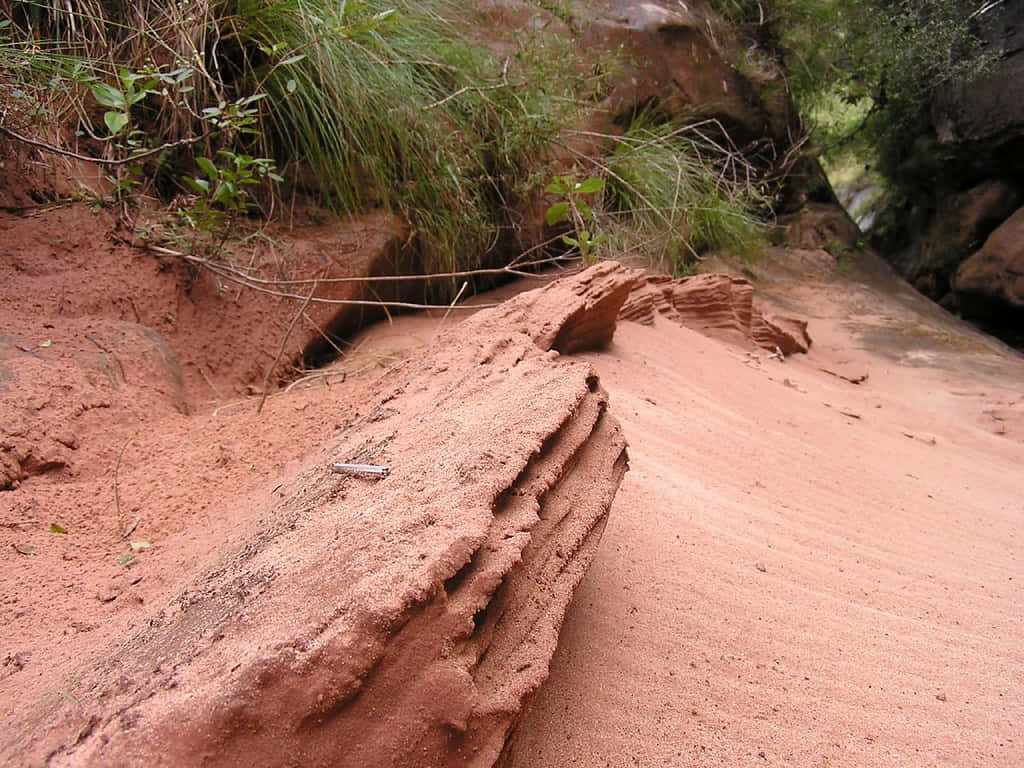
579 0 795 145
620 272 811 355
778 202 863 252
932 1 1024 175
1 263 637 768
879 3 1024 344
888 180 1022 302
954 204 1024 329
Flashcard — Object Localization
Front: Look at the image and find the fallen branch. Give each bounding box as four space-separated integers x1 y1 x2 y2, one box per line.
819 368 869 385
141 244 579 311
0 122 214 167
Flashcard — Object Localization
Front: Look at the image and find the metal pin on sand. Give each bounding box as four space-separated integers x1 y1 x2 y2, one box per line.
331 462 390 478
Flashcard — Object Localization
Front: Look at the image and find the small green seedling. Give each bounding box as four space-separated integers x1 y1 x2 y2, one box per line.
545 175 607 261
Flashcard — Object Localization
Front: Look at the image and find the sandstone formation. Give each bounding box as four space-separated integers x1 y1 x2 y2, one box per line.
778 202 863 253
932 1 1024 175
887 180 1021 302
619 272 811 355
954 204 1024 334
1 263 637 768
578 0 795 145
881 2 1024 342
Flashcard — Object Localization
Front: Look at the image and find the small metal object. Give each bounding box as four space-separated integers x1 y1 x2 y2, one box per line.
330 462 390 478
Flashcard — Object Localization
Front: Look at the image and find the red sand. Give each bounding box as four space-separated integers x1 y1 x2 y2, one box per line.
504 260 1024 766
345 257 1024 766
2 217 1022 765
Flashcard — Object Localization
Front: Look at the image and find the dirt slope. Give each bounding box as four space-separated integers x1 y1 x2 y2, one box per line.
504 253 1024 767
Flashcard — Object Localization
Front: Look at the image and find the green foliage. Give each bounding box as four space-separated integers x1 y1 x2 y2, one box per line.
707 0 998 205
600 116 768 274
236 0 591 272
544 175 607 261
181 151 283 237
1 0 768 277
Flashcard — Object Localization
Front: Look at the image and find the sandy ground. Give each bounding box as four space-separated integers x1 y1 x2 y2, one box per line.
2 240 1022 765
502 263 1024 767
349 257 1024 766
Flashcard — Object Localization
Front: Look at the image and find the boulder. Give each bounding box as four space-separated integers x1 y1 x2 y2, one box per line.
777 202 862 252
954 204 1024 322
932 1 1024 175
1 263 638 768
889 180 1021 301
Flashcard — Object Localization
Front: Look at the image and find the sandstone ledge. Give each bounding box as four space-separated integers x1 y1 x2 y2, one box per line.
3 264 638 768
620 272 812 355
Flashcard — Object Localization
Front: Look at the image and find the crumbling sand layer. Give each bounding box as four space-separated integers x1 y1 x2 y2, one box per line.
2 264 638 766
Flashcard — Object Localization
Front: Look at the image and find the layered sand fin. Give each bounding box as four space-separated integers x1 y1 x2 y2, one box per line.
4 263 637 768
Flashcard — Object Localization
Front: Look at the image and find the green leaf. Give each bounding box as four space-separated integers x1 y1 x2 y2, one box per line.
545 201 570 226
129 540 150 551
545 178 570 196
280 54 306 67
575 177 605 196
576 201 594 222
118 553 134 566
183 177 209 195
104 111 129 136
195 156 219 182
90 82 125 110
49 523 68 535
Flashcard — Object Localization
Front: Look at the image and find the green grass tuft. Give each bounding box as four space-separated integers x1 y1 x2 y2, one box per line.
598 115 768 275
236 0 586 272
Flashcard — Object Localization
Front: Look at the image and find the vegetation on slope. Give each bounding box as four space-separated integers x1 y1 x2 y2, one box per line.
0 0 783 278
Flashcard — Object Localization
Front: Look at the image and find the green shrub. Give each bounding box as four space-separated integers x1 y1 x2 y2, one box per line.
2 0 773 277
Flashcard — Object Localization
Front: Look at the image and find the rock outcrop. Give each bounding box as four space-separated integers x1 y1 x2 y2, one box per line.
954 204 1024 339
887 180 1022 303
932 2 1024 177
880 2 1024 344
1 263 638 768
619 272 811 355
